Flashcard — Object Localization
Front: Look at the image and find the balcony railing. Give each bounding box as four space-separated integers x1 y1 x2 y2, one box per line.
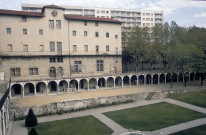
0 51 122 57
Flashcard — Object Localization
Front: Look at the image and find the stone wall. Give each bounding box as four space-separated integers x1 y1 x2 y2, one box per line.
9 86 206 120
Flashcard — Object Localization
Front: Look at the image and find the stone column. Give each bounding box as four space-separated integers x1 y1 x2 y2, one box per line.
158 74 160 85
129 77 131 87
136 75 139 86
9 86 12 99
122 79 123 88
114 79 116 88
57 85 60 94
105 79 107 88
177 73 179 83
151 75 153 85
189 73 190 82
46 84 49 95
144 75 146 85
34 85 37 96
165 74 167 84
88 82 89 91
22 85 24 98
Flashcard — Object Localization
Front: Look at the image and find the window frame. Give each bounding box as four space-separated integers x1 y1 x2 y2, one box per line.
84 31 88 36
23 29 27 35
39 29 43 35
106 45 109 52
49 20 54 28
56 20 61 29
84 45 88 52
22 16 27 22
10 68 20 77
29 68 38 75
106 32 109 38
95 32 99 37
50 42 55 52
7 28 11 34
97 60 103 71
73 30 76 36
73 45 77 52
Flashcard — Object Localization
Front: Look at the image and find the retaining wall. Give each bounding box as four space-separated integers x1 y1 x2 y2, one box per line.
9 86 206 120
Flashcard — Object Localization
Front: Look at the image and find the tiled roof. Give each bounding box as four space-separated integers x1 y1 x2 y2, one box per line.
42 5 64 10
0 9 43 17
64 15 122 24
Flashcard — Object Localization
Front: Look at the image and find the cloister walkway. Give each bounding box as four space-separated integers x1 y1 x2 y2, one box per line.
10 81 203 107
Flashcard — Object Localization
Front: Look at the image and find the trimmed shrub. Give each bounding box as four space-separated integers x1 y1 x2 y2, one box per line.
29 128 38 135
25 108 38 127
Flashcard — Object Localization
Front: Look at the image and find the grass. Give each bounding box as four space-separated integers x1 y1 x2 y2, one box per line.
170 124 206 135
104 102 206 131
33 115 113 135
169 89 206 108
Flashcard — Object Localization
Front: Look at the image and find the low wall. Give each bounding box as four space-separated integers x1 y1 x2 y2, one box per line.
9 86 206 120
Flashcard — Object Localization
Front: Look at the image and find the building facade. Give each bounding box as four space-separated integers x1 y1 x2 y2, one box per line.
21 4 164 28
0 5 122 98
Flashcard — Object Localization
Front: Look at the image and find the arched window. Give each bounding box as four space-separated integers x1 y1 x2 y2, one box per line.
50 67 56 77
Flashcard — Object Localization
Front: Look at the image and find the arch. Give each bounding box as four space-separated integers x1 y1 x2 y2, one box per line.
138 75 144 85
146 74 151 84
48 81 57 93
89 78 97 89
172 73 178 82
98 78 106 88
11 84 22 97
166 73 171 83
59 80 68 92
107 77 114 87
159 74 165 83
153 74 158 84
36 82 46 94
115 76 122 87
69 79 78 92
190 72 195 81
178 73 183 82
131 75 137 85
79 79 88 90
123 76 130 86
50 67 56 77
24 83 34 96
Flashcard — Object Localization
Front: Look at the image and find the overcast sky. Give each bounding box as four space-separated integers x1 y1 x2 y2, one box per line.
0 0 206 27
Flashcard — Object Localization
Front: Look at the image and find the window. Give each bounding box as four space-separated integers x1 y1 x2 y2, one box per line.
40 45 44 52
23 44 28 52
29 68 38 75
49 20 54 28
50 67 56 77
84 45 88 52
97 10 99 13
73 31 76 36
115 35 118 39
106 11 109 14
57 57 63 62
84 31 87 36
95 32 99 37
95 22 98 26
57 42 62 55
96 45 99 52
106 45 109 52
58 67 63 76
151 18 153 21
50 57 56 63
115 47 118 54
7 28 11 34
23 29 27 34
84 21 87 26
50 42 55 52
39 29 43 35
10 68 20 77
56 20 61 29
73 45 77 52
22 16 27 22
8 44 12 52
106 32 109 38
97 60 103 71
74 61 82 73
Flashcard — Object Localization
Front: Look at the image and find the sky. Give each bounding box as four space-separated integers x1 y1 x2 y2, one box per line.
0 0 206 28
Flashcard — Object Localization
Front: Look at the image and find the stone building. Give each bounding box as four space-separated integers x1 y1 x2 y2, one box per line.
0 5 122 98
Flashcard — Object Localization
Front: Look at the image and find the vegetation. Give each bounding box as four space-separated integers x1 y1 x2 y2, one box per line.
25 108 38 127
123 22 206 87
104 102 206 131
170 124 206 135
35 115 112 135
29 128 38 135
169 89 206 108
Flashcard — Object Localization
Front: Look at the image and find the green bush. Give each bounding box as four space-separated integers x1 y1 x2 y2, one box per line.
25 108 38 127
29 128 38 135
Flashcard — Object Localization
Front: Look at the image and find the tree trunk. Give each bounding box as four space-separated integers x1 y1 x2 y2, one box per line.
135 62 138 73
201 74 204 86
171 75 173 89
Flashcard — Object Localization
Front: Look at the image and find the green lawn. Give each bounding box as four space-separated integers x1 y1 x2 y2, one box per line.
104 102 206 131
33 115 113 135
170 124 206 135
169 89 206 108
